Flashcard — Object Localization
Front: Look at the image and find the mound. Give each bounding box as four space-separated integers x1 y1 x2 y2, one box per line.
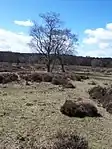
60 100 101 118
89 85 112 114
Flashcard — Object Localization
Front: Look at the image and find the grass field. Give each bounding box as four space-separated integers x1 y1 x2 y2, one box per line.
0 68 112 149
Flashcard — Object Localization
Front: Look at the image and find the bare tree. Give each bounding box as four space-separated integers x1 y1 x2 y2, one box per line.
29 12 78 72
51 29 78 72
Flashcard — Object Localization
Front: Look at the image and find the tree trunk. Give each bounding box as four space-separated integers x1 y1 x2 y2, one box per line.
46 57 52 72
46 55 51 72
58 56 65 72
51 57 56 72
61 62 65 72
47 63 50 72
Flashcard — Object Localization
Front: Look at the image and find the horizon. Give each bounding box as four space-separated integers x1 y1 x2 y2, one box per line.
1 51 112 59
1 0 112 57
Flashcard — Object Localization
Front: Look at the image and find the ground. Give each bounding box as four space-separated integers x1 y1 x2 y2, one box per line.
1 66 112 149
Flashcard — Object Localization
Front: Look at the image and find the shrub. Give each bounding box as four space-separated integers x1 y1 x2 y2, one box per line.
0 75 4 83
68 73 76 80
106 102 112 114
25 81 32 86
66 72 89 81
104 82 108 85
106 87 112 95
89 86 112 114
20 72 53 83
19 72 88 84
20 73 31 81
52 76 75 88
58 73 84 81
63 80 76 88
42 73 53 82
31 73 42 82
102 94 112 109
0 73 18 84
80 75 89 80
88 81 97 85
10 73 18 81
26 103 33 106
75 75 82 81
52 75 67 85
52 131 89 149
60 100 101 118
88 86 106 100
38 131 89 149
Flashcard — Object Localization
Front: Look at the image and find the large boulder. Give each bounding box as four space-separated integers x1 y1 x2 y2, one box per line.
60 100 101 118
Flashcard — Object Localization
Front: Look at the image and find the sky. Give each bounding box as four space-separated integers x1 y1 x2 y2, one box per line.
1 0 112 57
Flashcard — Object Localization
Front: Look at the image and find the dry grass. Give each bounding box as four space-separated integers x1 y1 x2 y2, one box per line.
1 69 112 148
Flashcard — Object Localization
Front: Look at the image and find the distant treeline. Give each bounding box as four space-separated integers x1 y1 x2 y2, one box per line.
0 51 112 67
